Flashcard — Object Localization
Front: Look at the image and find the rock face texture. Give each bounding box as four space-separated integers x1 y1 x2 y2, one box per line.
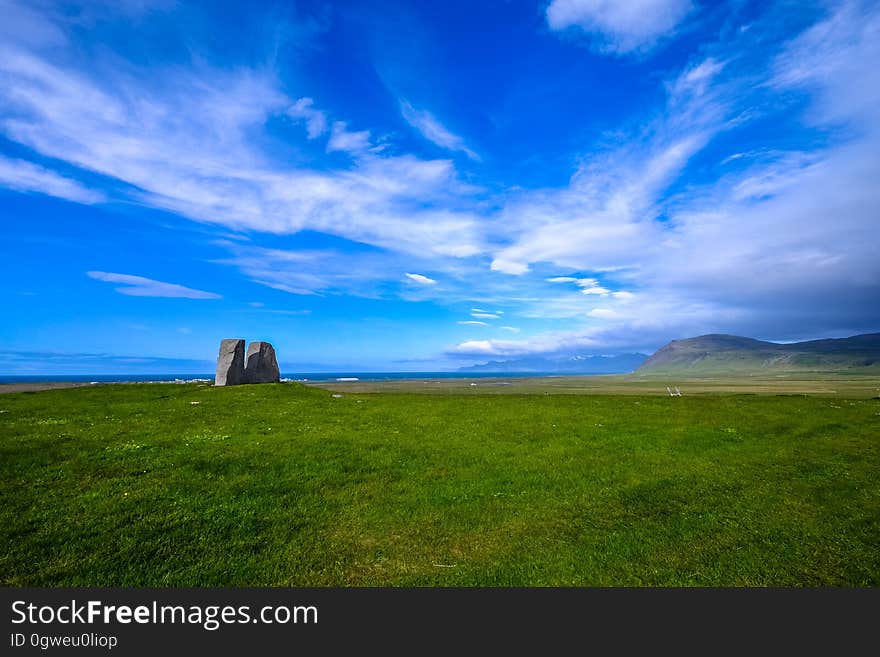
244 341 280 384
215 339 246 386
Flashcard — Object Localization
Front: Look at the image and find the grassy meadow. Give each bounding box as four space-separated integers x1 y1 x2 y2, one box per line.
1 380 878 586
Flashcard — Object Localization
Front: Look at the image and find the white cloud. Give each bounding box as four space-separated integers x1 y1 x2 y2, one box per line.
489 57 724 278
674 58 725 96
405 272 437 285
0 26 484 261
567 278 614 296
450 340 496 355
489 258 530 275
326 121 372 154
216 243 387 297
214 239 486 301
400 100 479 160
499 326 520 333
772 0 880 129
449 296 737 357
0 155 104 204
86 271 221 299
458 320 487 326
0 0 66 49
287 97 327 139
454 3 880 357
263 308 311 316
471 312 500 319
3 1 878 361
546 0 693 54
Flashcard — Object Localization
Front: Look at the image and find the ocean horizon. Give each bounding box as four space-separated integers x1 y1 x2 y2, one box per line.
0 371 609 384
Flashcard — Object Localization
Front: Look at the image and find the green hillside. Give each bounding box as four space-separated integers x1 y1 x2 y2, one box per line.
637 333 880 376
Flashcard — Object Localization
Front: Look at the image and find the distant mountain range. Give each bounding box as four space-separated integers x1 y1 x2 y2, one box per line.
458 353 648 374
458 333 880 377
636 333 880 375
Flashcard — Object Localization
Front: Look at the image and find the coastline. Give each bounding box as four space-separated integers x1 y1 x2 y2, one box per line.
0 378 213 394
0 372 596 394
0 381 100 394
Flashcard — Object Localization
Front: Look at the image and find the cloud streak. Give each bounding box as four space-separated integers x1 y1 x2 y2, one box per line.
86 271 221 299
454 2 880 357
400 100 480 161
405 273 437 285
0 155 104 204
490 57 724 277
0 24 484 260
1 1 877 365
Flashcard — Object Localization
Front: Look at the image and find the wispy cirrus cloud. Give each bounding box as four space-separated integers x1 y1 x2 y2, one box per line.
2 1 878 367
86 271 221 299
451 2 880 357
213 243 375 297
490 56 725 277
546 276 618 296
0 155 103 204
216 240 451 299
0 13 484 261
399 100 480 161
405 273 437 285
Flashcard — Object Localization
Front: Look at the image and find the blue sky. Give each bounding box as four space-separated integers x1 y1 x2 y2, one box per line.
1 0 878 373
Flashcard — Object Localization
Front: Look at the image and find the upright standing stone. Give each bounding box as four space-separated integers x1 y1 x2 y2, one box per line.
244 341 280 384
215 339 246 386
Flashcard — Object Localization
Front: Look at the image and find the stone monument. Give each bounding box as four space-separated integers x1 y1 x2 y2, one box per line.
214 339 280 386
215 338 246 386
244 341 280 384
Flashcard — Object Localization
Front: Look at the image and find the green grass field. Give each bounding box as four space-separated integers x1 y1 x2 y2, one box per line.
1 381 878 586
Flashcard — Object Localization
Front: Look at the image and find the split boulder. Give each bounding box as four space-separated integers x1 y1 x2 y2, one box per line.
215 339 246 386
244 341 280 384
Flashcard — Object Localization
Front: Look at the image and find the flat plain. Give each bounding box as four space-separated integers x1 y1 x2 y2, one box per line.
310 372 880 397
1 376 878 586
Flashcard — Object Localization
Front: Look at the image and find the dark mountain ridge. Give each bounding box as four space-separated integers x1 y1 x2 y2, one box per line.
637 332 880 375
